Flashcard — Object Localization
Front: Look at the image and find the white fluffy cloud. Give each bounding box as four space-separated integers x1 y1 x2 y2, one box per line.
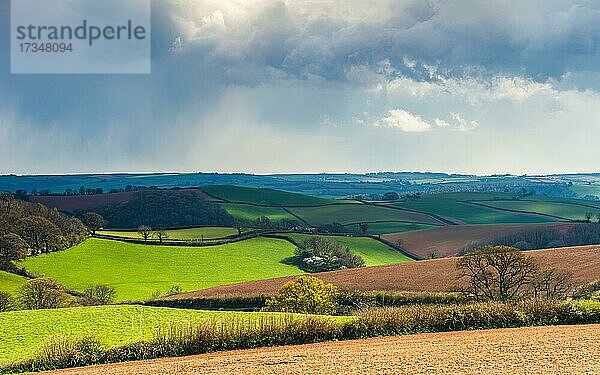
377 109 432 132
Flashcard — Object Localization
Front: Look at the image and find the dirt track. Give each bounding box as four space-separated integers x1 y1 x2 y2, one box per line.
46 324 600 374
173 244 600 297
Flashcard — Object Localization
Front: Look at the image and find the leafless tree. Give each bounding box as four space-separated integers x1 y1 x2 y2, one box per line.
137 226 152 242
532 269 573 299
456 245 538 301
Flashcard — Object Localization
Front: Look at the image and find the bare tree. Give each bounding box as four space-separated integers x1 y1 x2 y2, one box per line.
19 278 69 310
531 269 573 299
233 219 246 236
16 216 62 254
153 230 168 244
456 245 538 301
137 226 152 242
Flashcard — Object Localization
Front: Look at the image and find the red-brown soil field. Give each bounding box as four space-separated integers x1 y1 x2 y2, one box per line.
382 223 577 258
173 244 600 298
30 189 215 212
45 324 600 375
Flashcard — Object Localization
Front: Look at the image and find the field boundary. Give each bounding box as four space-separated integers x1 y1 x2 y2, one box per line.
363 200 455 226
465 200 571 221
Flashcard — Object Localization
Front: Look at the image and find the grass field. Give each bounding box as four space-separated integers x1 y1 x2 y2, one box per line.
282 234 413 265
221 203 297 222
202 185 340 206
98 227 240 240
288 204 443 226
186 244 600 298
18 238 305 301
0 271 26 295
387 193 557 225
344 222 438 234
0 305 342 364
475 200 600 221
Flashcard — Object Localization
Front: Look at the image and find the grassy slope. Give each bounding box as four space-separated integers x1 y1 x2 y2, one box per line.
19 238 304 301
344 222 437 235
284 234 412 265
289 204 442 226
476 200 600 221
98 227 239 240
0 271 26 295
221 203 297 221
387 193 555 224
202 185 336 206
0 305 347 364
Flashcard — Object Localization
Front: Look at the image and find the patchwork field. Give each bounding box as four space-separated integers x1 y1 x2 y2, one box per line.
98 226 240 240
201 185 342 206
221 203 297 222
382 223 576 258
0 271 26 295
18 238 305 301
343 222 437 234
282 234 413 265
288 204 444 226
386 193 560 224
475 200 600 221
179 244 600 297
56 324 600 375
0 305 329 364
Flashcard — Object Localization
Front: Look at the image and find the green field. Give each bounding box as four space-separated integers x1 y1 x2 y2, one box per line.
386 193 556 225
0 271 26 295
19 238 304 301
476 200 600 221
344 222 438 235
283 234 413 265
202 185 339 206
98 226 240 240
288 204 442 226
222 203 297 222
0 305 346 364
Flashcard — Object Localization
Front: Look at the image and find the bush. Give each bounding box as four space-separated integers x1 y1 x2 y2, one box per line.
80 285 116 306
18 278 70 310
573 280 600 300
265 276 339 315
0 291 15 312
295 237 365 272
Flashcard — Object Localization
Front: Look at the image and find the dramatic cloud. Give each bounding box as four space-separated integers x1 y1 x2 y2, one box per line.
0 0 599 174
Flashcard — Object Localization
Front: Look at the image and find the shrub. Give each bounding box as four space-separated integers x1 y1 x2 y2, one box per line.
18 278 70 310
295 237 365 272
0 291 15 312
573 280 600 300
265 276 339 315
30 336 104 371
80 285 116 306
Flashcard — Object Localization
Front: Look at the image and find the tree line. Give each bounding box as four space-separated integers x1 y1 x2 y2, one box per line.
461 223 600 254
78 190 234 229
0 192 88 271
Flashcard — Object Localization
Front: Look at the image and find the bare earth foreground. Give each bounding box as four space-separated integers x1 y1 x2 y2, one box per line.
46 324 600 375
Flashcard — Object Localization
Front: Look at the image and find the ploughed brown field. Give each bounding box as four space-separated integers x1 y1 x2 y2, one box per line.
44 324 600 375
173 244 600 298
30 188 216 212
382 222 577 258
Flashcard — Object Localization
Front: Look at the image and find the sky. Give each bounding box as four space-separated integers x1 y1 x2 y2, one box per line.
1 0 600 175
